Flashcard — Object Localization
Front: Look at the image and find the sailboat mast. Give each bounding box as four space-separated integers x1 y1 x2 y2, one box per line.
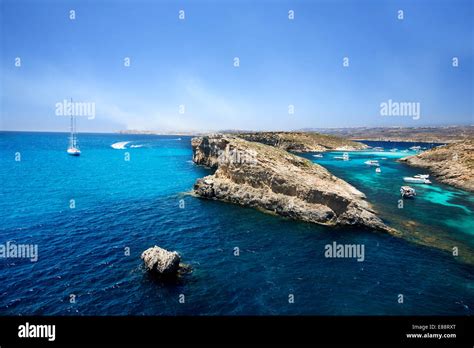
66 97 80 155
69 109 73 147
73 113 77 147
68 98 75 148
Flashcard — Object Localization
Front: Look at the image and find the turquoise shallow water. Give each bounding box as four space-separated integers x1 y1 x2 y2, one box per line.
0 133 473 315
303 143 474 250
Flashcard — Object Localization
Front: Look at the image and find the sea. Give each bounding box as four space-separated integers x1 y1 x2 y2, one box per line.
0 132 473 315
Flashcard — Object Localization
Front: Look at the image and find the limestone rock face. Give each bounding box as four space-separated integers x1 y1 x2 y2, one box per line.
192 134 394 233
141 246 181 275
400 139 474 192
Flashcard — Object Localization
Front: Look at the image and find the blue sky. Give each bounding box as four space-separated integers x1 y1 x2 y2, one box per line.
1 0 473 132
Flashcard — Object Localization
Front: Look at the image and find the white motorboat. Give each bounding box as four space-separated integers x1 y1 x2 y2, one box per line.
403 176 431 184
373 147 384 151
364 160 380 166
400 186 416 198
334 152 349 161
409 146 421 151
312 154 323 158
375 167 381 173
414 174 429 179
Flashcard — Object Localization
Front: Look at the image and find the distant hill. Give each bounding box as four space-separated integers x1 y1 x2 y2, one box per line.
300 126 473 143
118 126 474 144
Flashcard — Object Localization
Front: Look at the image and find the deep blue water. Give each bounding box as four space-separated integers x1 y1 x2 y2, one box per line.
0 132 473 315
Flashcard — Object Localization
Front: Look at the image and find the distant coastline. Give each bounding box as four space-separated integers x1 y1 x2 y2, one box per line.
3 125 472 143
117 125 473 144
118 130 204 136
301 125 473 144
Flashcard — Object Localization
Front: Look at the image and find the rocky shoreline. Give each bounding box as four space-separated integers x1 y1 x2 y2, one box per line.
400 139 474 192
191 134 396 234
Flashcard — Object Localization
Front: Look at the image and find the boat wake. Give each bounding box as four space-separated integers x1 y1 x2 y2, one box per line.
111 141 131 150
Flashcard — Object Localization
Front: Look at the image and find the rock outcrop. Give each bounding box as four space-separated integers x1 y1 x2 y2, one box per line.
400 139 474 192
192 134 395 233
235 132 368 152
141 246 181 275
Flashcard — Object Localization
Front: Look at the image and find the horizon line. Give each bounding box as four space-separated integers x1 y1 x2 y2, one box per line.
1 124 473 135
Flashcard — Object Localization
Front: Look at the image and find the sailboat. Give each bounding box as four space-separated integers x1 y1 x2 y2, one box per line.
67 102 81 156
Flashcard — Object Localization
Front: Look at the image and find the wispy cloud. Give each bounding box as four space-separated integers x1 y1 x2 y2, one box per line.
1 66 263 132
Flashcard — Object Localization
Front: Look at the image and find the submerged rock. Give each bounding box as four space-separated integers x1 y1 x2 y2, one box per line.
191 134 396 234
141 246 181 275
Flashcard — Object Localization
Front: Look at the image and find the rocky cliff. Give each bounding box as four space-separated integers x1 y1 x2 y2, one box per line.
235 132 368 152
192 134 395 233
400 139 474 192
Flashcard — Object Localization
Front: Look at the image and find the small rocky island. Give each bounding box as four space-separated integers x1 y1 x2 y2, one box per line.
191 133 396 234
400 139 474 192
141 245 191 277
